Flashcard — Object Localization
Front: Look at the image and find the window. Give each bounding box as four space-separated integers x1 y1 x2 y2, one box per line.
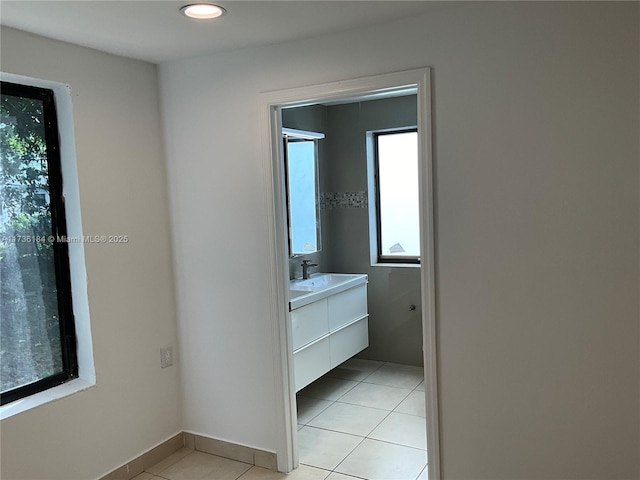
283 128 324 256
369 128 420 264
1 81 77 405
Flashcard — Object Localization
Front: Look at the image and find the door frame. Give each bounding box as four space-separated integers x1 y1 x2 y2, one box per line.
259 67 440 478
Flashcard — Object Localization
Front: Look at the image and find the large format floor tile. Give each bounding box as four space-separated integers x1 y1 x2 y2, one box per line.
368 412 427 450
146 448 194 475
297 395 334 425
394 390 426 418
326 358 384 382
335 439 426 480
139 359 429 480
308 402 389 436
417 466 428 480
297 426 362 470
337 382 411 411
299 376 358 401
132 473 158 480
325 473 362 480
154 451 252 480
363 363 423 390
238 464 331 480
295 361 428 479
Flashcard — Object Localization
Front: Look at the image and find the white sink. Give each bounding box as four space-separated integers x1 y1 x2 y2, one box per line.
288 290 309 300
289 273 367 310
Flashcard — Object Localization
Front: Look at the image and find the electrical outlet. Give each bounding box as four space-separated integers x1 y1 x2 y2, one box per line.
160 345 173 368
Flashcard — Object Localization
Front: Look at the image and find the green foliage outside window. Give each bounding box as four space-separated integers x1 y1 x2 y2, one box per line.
1 90 63 395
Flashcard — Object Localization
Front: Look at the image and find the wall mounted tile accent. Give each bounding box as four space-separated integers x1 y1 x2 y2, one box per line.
321 191 367 210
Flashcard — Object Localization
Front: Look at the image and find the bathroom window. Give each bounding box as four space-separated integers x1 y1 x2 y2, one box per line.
368 128 420 264
0 81 78 405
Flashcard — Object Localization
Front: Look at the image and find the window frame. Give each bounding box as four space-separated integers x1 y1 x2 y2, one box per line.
371 127 420 265
1 81 78 406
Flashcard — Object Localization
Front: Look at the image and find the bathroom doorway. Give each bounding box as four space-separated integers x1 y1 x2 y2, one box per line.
260 68 439 478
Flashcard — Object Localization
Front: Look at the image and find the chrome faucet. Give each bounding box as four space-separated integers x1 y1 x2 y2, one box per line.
301 260 318 280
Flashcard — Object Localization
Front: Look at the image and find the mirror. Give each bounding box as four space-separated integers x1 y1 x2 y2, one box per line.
283 128 323 256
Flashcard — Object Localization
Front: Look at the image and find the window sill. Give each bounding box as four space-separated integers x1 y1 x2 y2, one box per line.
370 262 420 268
1 378 95 420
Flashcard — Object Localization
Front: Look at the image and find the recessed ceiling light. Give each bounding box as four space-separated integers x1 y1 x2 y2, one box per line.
180 3 226 20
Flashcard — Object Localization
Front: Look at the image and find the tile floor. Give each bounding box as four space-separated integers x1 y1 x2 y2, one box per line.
296 359 427 480
132 359 427 480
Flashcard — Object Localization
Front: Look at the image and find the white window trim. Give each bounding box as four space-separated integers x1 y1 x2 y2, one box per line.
0 72 95 420
366 127 420 268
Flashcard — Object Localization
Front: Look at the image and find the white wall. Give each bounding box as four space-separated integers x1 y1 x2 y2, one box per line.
0 27 181 480
159 2 639 479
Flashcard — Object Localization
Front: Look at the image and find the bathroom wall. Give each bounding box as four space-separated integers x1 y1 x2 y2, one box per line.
282 105 329 279
0 27 181 480
323 96 423 366
284 97 422 365
159 2 639 478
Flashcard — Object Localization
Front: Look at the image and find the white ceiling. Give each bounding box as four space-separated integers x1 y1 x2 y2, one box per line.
0 1 456 64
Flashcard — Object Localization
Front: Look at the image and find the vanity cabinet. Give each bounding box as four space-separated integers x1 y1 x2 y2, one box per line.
291 283 368 391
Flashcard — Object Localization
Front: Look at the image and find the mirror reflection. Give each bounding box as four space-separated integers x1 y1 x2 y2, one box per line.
283 128 324 255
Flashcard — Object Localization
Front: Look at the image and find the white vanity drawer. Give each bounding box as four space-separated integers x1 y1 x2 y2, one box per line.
330 316 369 369
328 284 368 331
291 298 329 351
294 337 330 392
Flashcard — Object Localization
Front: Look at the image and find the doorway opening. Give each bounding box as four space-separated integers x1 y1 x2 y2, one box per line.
261 68 439 479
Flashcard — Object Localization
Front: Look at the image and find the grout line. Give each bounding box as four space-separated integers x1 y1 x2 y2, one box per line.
333 399 393 412
416 464 428 480
367 407 393 435
145 449 195 477
300 424 365 438
297 397 334 425
233 464 255 480
362 436 428 452
360 379 423 389
357 361 385 383
332 433 368 476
